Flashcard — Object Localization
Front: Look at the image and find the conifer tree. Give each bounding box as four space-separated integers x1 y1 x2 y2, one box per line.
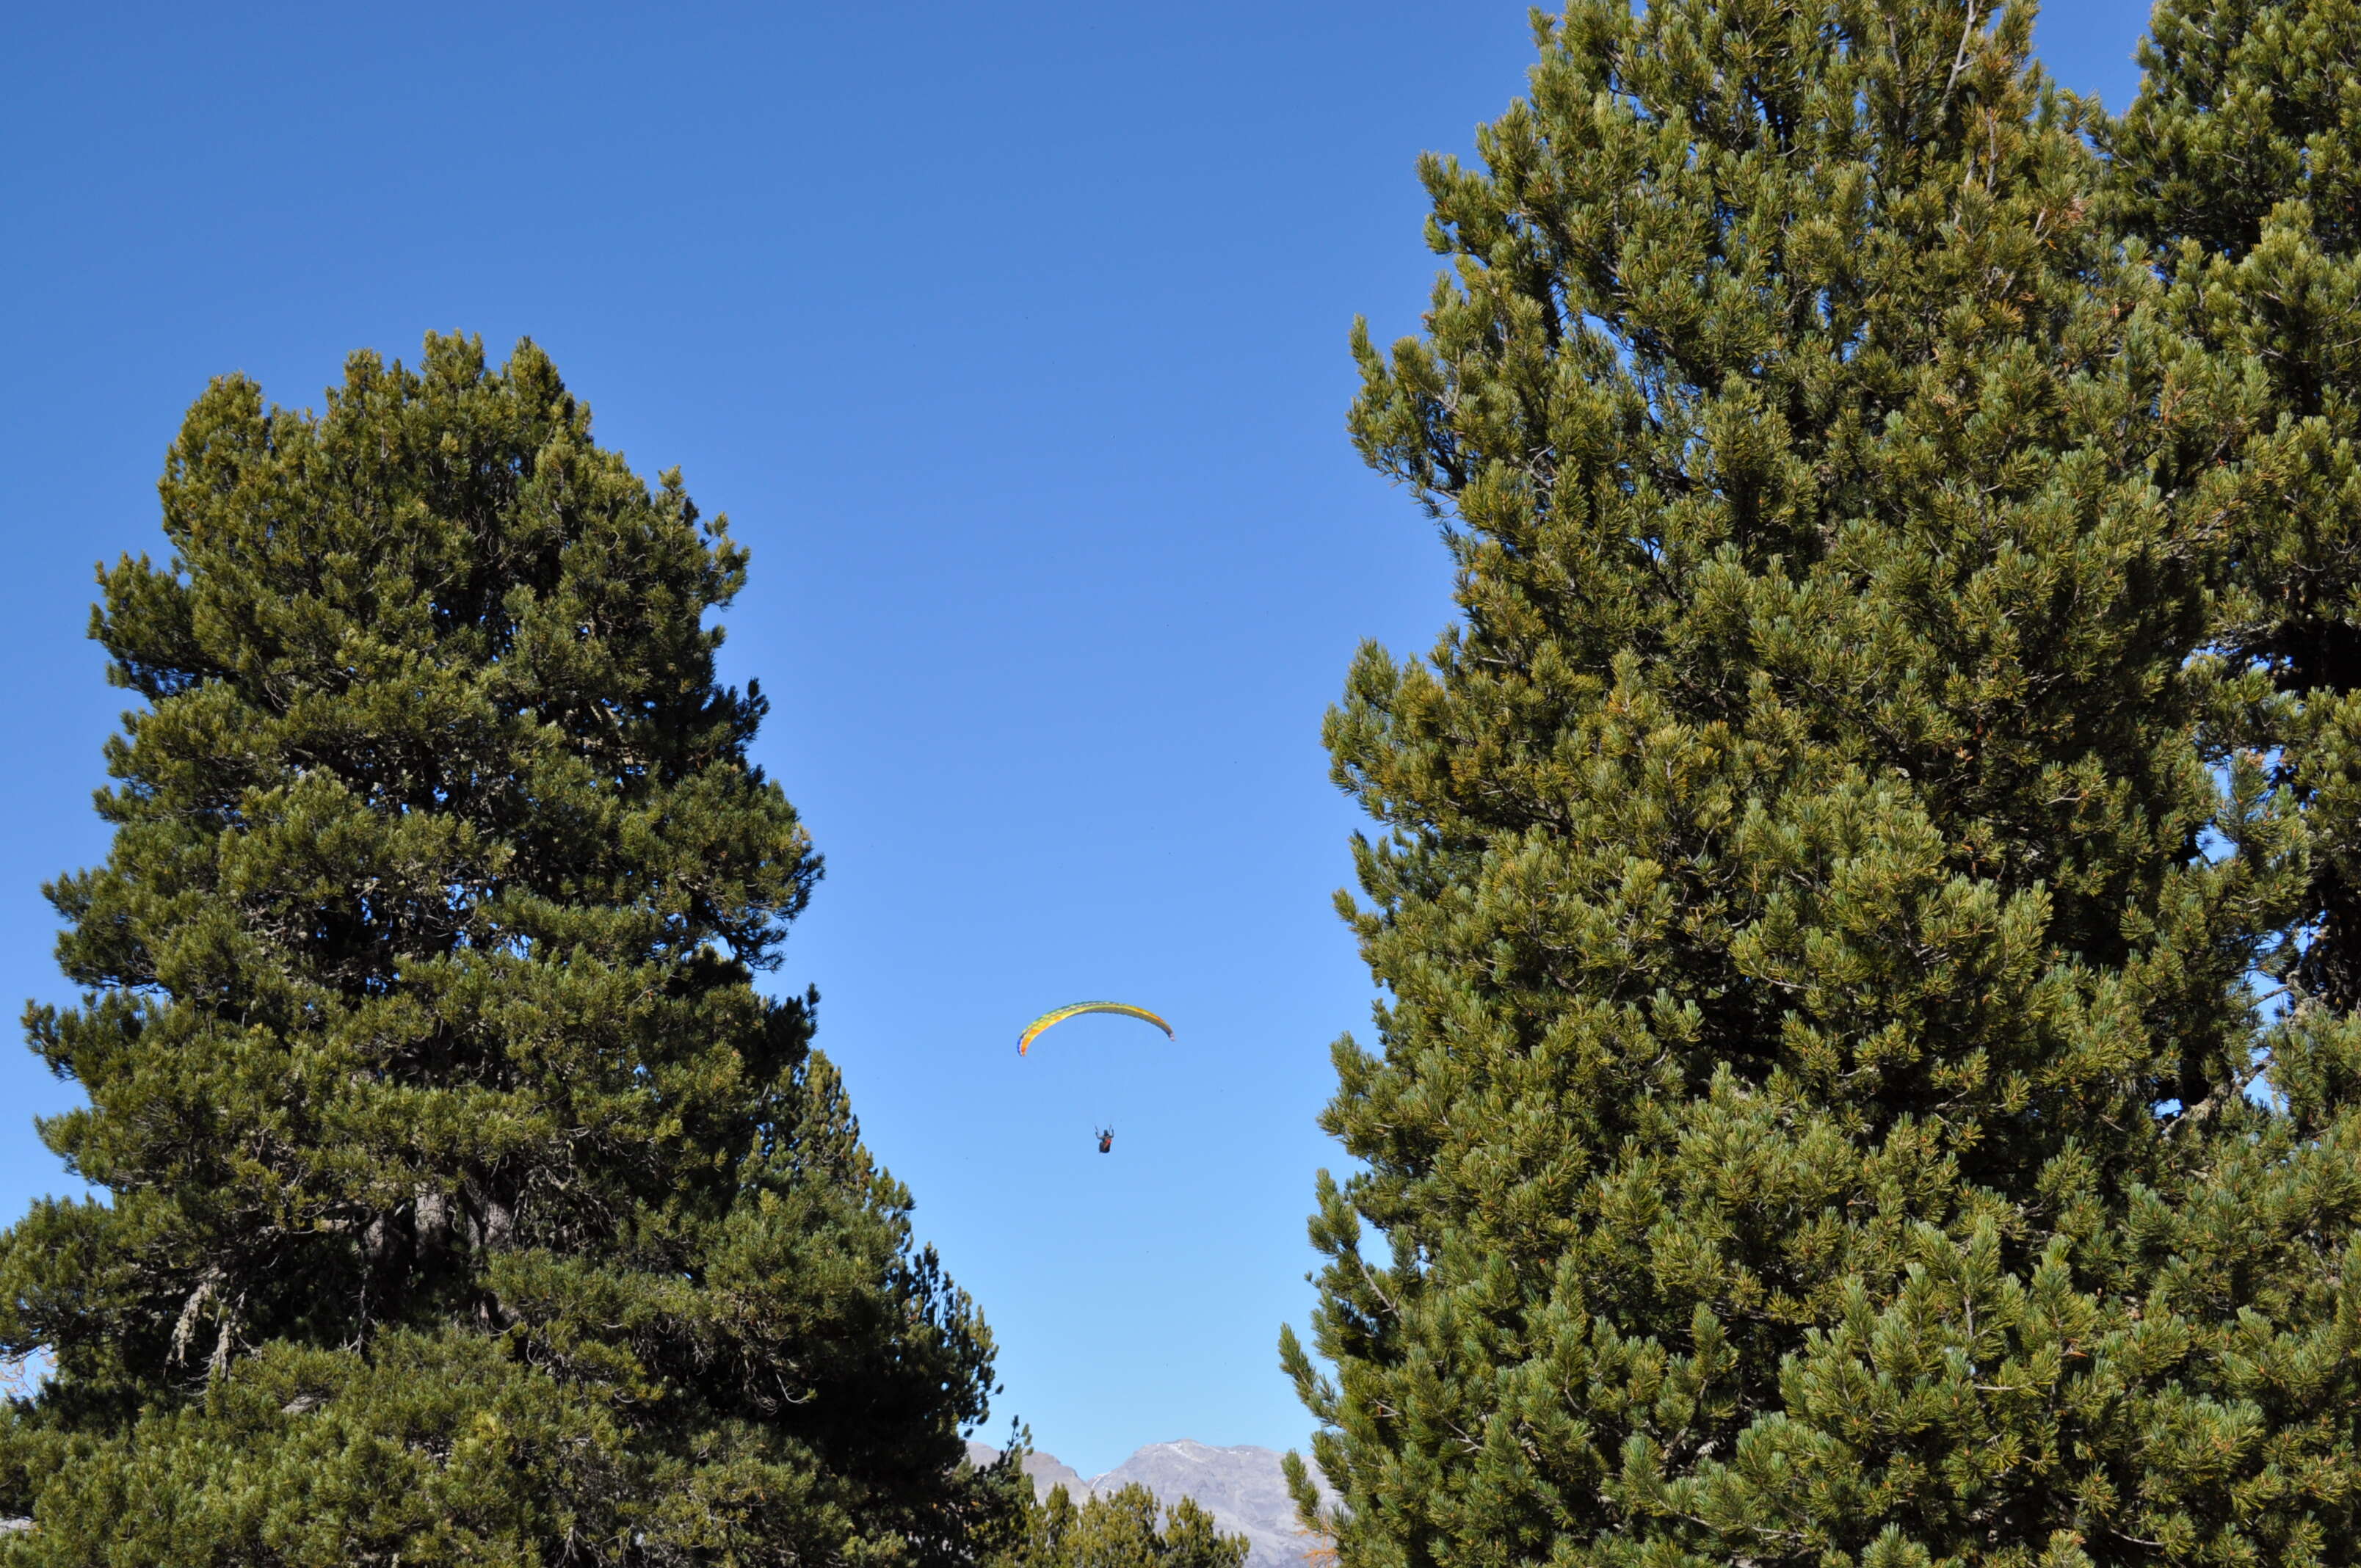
1283 3 2353 1562
0 335 1020 1566
2113 0 2361 998
991 1484 1247 1568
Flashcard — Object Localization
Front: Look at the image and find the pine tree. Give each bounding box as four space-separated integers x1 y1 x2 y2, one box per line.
2113 0 2361 997
1281 3 2347 1562
991 1484 1248 1568
0 335 1021 1566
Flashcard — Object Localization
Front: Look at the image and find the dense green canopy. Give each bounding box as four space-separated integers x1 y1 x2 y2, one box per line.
2114 0 2361 1006
1284 1 2361 1563
0 335 1021 1565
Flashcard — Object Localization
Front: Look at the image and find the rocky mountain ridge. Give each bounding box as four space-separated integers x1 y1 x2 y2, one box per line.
965 1438 1333 1568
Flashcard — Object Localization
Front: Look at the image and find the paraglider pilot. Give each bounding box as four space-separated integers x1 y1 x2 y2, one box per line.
1095 1126 1114 1155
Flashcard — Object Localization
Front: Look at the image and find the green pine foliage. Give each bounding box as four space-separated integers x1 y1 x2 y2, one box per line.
1282 2 2352 1563
2113 0 2361 1001
990 1485 1247 1568
0 335 1020 1566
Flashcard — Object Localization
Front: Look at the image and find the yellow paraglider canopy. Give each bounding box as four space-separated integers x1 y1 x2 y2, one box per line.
1016 1001 1174 1056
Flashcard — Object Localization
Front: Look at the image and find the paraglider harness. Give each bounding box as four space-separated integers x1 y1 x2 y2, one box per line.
1095 1126 1114 1155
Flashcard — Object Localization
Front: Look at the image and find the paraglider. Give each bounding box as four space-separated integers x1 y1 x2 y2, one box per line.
1018 1002 1169 1155
1015 1001 1173 1056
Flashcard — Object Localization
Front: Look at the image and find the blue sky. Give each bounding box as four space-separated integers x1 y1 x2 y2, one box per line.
1 1 2155 1476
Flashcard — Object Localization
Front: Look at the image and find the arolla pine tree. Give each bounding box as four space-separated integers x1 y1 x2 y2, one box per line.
989 1484 1248 1568
1284 2 2357 1563
2114 0 2361 1005
0 335 1020 1566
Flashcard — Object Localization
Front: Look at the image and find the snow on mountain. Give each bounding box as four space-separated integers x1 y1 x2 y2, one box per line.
966 1439 1335 1568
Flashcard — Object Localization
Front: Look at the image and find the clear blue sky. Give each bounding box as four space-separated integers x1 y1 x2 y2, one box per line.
1 1 2155 1476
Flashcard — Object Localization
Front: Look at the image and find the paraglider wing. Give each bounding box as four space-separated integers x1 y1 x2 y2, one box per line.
1016 1001 1174 1056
